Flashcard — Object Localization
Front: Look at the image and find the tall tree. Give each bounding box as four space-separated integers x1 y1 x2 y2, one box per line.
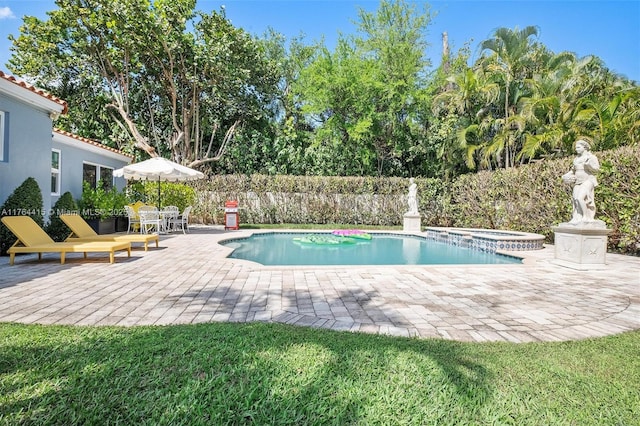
9 0 278 167
356 0 432 175
296 0 433 176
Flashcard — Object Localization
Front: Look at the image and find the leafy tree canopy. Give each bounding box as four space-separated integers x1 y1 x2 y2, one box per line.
9 0 279 168
8 0 638 178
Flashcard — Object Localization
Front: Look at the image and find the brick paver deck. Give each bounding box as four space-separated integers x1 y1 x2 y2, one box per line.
1 226 638 342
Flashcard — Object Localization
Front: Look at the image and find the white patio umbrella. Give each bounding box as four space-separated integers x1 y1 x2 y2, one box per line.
113 157 205 207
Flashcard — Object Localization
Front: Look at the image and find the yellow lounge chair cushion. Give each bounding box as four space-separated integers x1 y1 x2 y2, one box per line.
66 235 158 251
60 214 159 251
8 241 131 264
1 216 131 265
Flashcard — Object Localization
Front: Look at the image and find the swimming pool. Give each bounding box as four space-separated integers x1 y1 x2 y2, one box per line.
220 232 522 266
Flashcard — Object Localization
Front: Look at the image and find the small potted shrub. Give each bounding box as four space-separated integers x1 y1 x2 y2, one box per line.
78 182 127 234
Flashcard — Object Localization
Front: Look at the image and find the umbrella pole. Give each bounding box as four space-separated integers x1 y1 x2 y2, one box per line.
157 177 161 209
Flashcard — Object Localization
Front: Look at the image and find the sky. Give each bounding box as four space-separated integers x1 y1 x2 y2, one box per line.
1 0 639 82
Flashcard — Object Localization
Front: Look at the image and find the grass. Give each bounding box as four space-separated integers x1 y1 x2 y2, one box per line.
1 323 638 425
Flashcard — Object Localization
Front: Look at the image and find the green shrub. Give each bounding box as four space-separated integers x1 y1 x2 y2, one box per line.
78 182 127 219
123 181 146 204
45 192 79 242
135 181 196 211
0 177 44 255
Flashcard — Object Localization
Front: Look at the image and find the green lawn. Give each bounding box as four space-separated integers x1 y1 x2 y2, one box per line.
1 323 638 425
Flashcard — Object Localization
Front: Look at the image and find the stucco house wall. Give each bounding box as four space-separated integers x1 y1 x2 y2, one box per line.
52 130 131 204
0 70 131 221
0 72 66 217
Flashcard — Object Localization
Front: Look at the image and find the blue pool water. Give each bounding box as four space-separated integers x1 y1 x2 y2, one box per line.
222 232 521 266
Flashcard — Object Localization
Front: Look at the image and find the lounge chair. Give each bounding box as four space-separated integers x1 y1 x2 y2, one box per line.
60 214 159 251
1 216 131 265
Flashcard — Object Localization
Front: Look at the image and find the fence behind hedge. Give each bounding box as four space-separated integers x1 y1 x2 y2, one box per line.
190 145 639 254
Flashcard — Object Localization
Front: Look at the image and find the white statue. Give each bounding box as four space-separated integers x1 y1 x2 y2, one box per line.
407 178 419 215
561 138 600 224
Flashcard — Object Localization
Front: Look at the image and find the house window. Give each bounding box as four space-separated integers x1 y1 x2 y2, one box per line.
100 167 114 190
83 163 97 188
51 149 61 195
0 111 5 162
83 162 113 190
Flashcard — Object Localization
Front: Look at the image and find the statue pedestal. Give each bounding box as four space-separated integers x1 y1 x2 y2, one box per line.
552 221 612 270
403 213 421 232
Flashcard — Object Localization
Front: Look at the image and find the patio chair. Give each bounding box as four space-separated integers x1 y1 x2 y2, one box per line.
161 206 180 232
60 214 159 251
1 216 131 265
138 206 162 234
124 205 140 233
168 206 192 234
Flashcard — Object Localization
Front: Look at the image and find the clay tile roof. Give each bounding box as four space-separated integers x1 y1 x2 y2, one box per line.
54 128 133 159
0 70 68 114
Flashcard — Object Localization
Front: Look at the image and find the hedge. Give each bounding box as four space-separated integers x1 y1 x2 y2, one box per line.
190 145 639 254
192 175 448 227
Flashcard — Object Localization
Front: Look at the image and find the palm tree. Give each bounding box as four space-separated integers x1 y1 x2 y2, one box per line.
576 92 631 149
479 26 539 168
434 68 499 116
517 51 583 160
618 86 640 146
520 52 637 156
432 67 499 171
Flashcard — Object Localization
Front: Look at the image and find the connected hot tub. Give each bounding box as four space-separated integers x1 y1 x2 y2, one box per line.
424 227 546 252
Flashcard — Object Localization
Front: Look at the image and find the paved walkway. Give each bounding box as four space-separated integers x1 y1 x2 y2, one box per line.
0 226 638 343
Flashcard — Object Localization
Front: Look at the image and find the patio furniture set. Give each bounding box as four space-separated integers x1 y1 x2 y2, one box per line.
124 203 192 235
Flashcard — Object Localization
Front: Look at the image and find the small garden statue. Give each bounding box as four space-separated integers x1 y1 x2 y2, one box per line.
561 138 600 224
407 178 419 215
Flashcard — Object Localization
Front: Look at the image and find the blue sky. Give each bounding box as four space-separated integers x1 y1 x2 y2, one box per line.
1 0 639 82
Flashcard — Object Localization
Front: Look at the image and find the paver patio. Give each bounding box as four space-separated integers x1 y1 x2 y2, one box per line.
0 226 638 343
